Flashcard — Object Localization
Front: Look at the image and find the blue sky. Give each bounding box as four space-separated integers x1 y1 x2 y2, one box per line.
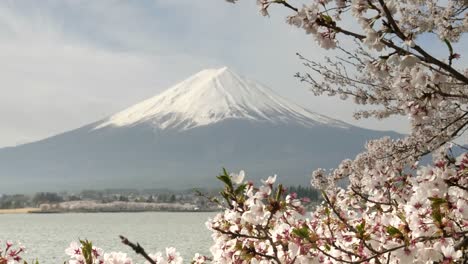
2 0 463 147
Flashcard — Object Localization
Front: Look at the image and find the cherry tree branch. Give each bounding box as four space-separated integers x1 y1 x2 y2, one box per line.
119 235 156 264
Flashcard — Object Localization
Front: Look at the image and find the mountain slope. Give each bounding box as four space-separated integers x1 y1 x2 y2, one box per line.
95 67 347 130
0 67 400 193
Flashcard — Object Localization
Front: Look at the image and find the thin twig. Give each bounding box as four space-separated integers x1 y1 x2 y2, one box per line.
120 235 156 264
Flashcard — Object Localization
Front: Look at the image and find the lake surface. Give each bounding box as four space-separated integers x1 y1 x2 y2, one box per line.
0 212 215 263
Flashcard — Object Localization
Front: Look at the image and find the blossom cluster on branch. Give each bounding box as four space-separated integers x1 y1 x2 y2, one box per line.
64 240 187 264
217 1 468 261
229 0 467 164
0 240 25 264
205 164 467 263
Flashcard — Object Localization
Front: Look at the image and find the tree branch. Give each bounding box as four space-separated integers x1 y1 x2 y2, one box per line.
119 235 156 264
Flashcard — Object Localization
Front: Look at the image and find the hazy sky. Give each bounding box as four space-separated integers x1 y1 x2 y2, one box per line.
0 0 464 148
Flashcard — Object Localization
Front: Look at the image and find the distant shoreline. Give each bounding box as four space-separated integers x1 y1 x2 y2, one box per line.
0 207 41 214
30 209 218 214
0 207 218 214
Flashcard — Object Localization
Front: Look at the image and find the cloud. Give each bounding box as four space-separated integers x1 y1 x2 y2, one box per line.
0 1 216 147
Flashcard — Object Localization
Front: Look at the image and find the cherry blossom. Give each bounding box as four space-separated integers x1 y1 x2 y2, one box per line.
0 240 24 264
103 252 132 264
218 0 467 262
230 170 245 185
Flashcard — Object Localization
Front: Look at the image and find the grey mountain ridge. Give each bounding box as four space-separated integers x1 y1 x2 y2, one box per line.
0 68 400 193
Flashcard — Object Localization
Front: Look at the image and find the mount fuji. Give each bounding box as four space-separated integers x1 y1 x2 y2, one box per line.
95 67 347 131
0 67 399 193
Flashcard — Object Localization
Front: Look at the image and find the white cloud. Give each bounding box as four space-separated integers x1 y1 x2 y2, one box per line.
0 1 214 146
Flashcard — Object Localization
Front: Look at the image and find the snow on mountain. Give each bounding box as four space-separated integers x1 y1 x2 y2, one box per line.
95 67 349 130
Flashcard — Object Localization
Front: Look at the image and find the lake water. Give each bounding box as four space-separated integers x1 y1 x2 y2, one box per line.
0 212 215 263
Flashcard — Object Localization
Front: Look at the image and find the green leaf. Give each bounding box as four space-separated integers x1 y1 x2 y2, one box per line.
292 227 310 239
431 207 443 223
429 197 446 224
356 222 365 234
220 191 230 202
276 184 283 201
428 197 447 207
321 14 333 24
235 183 247 196
386 225 403 238
217 168 233 191
79 240 94 264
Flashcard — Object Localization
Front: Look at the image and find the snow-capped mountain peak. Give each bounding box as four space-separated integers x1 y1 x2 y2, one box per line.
95 67 348 130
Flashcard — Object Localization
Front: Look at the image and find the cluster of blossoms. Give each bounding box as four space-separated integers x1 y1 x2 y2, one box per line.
65 241 132 264
206 171 310 263
223 0 467 262
205 163 467 263
64 240 189 264
228 0 468 165
146 248 183 264
66 240 131 264
0 240 25 264
0 239 204 264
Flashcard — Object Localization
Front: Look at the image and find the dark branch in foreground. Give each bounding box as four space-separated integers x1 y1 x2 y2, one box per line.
119 235 156 264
